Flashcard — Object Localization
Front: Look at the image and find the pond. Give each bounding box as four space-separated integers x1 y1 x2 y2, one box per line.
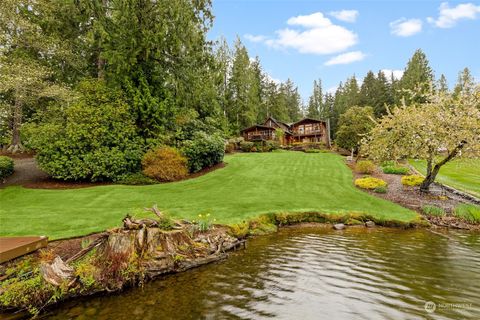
42 227 480 319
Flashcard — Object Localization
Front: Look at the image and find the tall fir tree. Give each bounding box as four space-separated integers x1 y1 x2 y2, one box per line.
454 67 475 97
398 49 434 105
306 79 323 119
437 74 449 93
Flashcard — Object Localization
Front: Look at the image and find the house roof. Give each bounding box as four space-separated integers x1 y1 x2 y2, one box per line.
291 117 326 126
264 116 292 133
241 117 327 134
240 124 274 133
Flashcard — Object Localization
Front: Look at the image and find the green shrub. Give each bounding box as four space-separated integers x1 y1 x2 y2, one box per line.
453 204 480 223
181 132 225 173
374 185 388 193
382 166 409 175
355 177 387 190
304 149 321 153
0 156 14 180
225 143 235 153
263 140 280 152
239 141 254 152
422 205 445 217
115 172 157 185
401 175 424 187
142 146 188 182
355 160 376 174
381 160 395 167
24 80 142 182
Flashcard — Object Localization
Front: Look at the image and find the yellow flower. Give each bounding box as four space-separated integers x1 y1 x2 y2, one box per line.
198 214 202 218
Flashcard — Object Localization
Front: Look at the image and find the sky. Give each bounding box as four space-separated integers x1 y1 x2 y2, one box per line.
208 0 480 101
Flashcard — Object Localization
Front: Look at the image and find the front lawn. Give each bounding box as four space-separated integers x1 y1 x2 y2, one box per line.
0 152 418 239
409 158 480 198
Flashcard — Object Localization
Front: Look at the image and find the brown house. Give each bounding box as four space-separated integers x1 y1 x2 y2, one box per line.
241 116 330 146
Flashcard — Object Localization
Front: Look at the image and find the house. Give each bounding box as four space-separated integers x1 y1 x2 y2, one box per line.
241 116 330 146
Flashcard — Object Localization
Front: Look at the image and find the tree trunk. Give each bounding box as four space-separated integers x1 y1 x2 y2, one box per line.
420 140 467 192
97 55 105 79
7 93 24 154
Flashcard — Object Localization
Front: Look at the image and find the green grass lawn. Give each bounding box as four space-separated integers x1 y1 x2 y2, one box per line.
409 158 480 198
0 152 417 239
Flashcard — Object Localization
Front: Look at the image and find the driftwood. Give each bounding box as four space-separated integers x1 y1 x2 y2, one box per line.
40 256 75 287
144 204 163 219
123 215 159 230
66 233 108 263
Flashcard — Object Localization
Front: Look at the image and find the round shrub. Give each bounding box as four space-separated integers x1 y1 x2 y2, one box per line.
240 141 254 152
0 156 14 180
382 166 409 175
142 147 188 182
355 177 387 190
181 132 225 173
374 185 388 193
225 143 235 154
355 160 376 174
25 80 142 181
401 175 424 187
263 140 280 152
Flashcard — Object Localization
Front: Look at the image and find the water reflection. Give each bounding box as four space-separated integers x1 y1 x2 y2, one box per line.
42 227 480 320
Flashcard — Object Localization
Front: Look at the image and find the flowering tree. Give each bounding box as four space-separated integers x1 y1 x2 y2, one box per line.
362 85 480 192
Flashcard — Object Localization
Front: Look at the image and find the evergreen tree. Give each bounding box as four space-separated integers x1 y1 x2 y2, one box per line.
398 49 434 105
454 67 475 97
359 71 376 108
437 74 449 93
372 70 394 116
227 39 255 130
283 79 303 122
306 79 323 119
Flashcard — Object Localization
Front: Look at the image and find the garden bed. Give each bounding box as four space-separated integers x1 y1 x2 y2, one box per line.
349 159 480 230
0 156 225 190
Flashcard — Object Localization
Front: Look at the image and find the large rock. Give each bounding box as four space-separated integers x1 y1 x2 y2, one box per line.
333 223 345 230
365 221 376 228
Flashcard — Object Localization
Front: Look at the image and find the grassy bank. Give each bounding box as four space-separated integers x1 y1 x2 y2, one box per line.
409 158 480 198
0 152 418 239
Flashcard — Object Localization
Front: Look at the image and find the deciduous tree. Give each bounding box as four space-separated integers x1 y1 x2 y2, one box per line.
362 85 480 192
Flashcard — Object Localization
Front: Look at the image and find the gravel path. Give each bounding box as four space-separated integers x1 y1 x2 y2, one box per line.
1 157 49 188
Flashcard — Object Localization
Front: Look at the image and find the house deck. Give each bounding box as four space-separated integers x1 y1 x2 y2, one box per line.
0 236 48 264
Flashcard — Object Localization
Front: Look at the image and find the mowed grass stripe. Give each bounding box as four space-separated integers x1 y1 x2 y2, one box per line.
409 158 480 198
0 152 417 239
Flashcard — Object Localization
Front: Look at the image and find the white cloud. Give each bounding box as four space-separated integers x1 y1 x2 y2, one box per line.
324 51 366 66
244 34 267 43
381 69 404 80
287 12 332 28
262 12 359 55
390 18 423 36
427 2 480 28
329 10 359 23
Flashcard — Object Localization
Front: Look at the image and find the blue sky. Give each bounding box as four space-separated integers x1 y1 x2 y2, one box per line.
208 1 480 101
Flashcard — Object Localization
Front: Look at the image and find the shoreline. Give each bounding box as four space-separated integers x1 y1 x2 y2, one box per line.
2 209 479 318
0 211 427 318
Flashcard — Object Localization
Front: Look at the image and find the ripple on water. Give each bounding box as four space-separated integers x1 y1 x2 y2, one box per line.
40 228 480 320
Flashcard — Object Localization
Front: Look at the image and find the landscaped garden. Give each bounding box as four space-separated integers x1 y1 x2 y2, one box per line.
0 151 418 239
409 158 480 198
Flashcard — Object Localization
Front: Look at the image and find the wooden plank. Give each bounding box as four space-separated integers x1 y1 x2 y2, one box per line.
0 236 48 264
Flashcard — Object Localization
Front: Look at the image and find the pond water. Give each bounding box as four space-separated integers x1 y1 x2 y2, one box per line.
43 227 480 319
